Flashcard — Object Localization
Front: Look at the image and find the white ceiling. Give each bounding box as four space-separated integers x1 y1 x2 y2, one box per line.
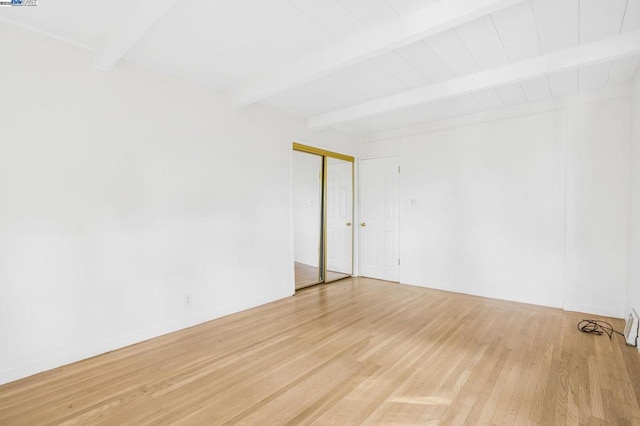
2 0 639 136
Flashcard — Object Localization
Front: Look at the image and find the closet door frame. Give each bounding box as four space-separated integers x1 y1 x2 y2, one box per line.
292 143 354 286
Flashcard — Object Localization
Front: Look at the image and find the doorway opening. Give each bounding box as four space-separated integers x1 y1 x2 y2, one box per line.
292 143 354 290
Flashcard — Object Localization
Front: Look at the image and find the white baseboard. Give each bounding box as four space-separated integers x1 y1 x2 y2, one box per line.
0 292 291 386
562 303 624 319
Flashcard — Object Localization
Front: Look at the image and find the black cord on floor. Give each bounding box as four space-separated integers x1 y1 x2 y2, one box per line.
577 319 625 339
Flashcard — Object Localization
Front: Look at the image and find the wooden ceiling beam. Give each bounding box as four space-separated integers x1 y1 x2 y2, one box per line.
232 0 525 108
308 30 640 129
94 0 180 71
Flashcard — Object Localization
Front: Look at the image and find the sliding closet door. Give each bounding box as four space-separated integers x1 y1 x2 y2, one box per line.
292 143 354 288
292 151 323 289
325 158 353 282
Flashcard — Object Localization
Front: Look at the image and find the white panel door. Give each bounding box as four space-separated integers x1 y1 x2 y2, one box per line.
326 159 353 275
359 157 400 281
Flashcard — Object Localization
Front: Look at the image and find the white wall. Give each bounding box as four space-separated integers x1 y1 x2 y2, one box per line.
628 75 640 317
292 151 322 267
564 98 630 316
359 89 631 317
0 22 355 385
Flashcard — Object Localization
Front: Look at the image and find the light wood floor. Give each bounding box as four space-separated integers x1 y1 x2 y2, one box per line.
1 278 639 425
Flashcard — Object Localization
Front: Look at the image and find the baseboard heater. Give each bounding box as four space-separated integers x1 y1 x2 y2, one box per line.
624 309 639 347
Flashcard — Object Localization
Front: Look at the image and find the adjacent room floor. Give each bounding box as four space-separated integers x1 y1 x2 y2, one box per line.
1 278 639 424
294 261 321 289
294 262 351 289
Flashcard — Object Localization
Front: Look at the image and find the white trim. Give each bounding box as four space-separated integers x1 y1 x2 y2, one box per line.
0 17 93 52
0 292 291 386
563 303 625 319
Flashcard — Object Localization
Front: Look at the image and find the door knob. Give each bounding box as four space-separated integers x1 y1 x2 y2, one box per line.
346 222 352 226
361 222 366 227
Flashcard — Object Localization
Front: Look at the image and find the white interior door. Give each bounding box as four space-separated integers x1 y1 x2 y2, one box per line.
359 157 400 282
326 159 353 275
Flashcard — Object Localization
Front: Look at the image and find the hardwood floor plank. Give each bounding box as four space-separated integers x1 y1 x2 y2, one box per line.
1 278 638 425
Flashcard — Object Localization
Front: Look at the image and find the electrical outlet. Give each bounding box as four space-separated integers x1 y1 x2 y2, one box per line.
184 294 192 308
